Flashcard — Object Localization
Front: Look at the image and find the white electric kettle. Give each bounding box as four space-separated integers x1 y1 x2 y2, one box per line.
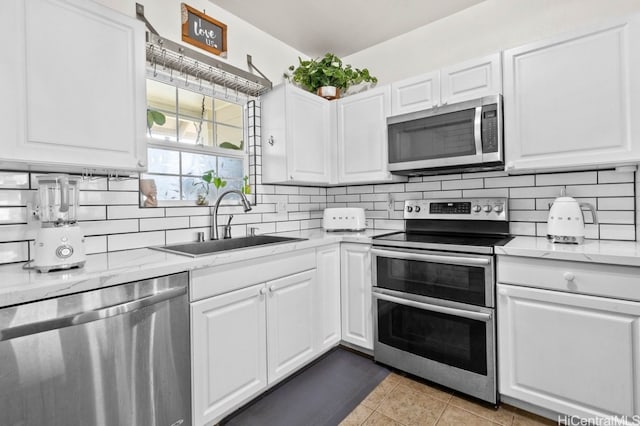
547 190 597 244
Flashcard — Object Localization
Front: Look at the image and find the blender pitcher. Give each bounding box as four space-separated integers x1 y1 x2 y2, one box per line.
33 174 86 272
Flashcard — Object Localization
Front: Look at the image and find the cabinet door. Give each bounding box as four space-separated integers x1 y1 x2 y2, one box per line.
337 86 401 184
316 245 341 351
266 269 317 384
286 86 332 183
390 71 440 116
191 284 268 426
498 283 640 420
0 0 146 173
504 15 640 172
441 53 501 105
340 243 373 350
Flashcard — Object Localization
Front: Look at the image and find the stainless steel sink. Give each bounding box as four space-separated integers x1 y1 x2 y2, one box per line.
152 235 306 257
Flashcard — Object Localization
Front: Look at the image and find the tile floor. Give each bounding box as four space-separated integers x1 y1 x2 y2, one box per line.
340 372 557 426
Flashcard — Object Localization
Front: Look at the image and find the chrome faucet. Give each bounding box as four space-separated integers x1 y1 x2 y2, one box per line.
211 190 252 240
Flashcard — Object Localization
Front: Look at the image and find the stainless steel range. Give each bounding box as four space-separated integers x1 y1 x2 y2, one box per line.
371 198 511 404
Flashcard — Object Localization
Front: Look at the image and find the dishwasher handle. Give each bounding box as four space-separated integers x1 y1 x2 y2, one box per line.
0 286 186 342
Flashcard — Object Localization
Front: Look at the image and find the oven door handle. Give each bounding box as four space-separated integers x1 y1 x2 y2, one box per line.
474 106 483 155
373 291 492 322
371 248 490 266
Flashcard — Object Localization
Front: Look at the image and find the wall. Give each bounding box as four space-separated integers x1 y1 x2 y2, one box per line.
343 0 640 84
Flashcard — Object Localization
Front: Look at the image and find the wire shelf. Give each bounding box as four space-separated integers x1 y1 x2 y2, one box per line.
146 34 271 98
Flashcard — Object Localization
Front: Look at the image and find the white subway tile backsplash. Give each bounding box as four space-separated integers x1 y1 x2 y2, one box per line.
276 220 300 232
275 186 299 195
164 207 209 217
0 242 28 263
463 188 509 198
0 190 35 206
80 191 138 205
442 179 483 190
596 211 635 224
510 186 564 199
85 236 107 254
566 183 634 198
0 207 27 224
139 217 190 231
107 205 165 219
108 231 165 251
598 170 635 183
108 178 140 191
405 181 441 192
0 162 636 265
327 187 346 195
80 219 139 236
77 178 108 191
535 171 597 186
0 172 29 189
598 197 635 211
374 183 406 193
77 206 107 221
600 224 636 241
347 185 374 194
485 175 534 188
509 199 535 210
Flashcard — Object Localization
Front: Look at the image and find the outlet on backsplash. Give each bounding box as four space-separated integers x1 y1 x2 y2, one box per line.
277 201 288 213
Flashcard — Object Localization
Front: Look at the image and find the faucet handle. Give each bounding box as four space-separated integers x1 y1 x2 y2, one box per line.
249 227 258 237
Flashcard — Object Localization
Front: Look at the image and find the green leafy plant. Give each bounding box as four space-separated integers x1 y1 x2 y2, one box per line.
219 140 244 150
202 170 227 191
242 176 251 194
146 109 166 135
285 53 377 93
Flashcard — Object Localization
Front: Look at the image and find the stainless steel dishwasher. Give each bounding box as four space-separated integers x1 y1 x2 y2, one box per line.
0 272 191 426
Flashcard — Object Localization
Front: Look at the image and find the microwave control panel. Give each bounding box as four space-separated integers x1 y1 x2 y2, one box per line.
404 198 507 221
481 104 500 153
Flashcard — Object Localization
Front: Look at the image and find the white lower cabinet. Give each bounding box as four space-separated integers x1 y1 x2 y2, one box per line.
497 282 640 421
266 270 317 384
316 244 342 351
340 243 373 350
191 284 268 426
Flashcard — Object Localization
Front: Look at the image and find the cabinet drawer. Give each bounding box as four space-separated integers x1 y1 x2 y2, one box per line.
190 250 316 301
497 255 640 302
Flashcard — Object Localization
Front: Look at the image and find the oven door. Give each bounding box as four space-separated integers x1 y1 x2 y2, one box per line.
372 288 497 404
371 247 494 307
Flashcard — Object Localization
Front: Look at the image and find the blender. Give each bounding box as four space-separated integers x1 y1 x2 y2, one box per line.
33 174 86 272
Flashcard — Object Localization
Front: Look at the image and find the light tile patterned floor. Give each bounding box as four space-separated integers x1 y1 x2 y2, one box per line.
340 373 557 426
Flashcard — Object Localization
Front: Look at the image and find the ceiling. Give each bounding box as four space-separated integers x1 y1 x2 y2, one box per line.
210 0 486 58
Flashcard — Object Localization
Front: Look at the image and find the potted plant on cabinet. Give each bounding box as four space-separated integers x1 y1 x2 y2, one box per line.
285 53 377 100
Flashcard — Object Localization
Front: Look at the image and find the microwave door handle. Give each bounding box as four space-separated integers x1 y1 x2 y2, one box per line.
371 248 490 266
474 106 482 155
373 291 492 322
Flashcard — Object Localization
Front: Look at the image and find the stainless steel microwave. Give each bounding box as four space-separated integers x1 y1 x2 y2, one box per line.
387 95 503 176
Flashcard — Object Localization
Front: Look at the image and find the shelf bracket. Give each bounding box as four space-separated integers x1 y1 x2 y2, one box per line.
247 55 270 83
135 3 159 35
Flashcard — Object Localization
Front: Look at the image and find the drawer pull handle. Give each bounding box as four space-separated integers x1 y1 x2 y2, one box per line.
563 272 575 281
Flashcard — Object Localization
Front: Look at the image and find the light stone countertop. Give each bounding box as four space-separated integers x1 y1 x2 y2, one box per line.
0 228 395 309
497 236 640 267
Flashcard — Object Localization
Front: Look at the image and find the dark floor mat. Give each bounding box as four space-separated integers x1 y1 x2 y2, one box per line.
221 347 390 426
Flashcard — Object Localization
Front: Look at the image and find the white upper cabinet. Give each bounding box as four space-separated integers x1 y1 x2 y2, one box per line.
261 84 333 185
503 14 640 173
390 70 440 115
391 53 501 116
336 85 405 184
0 0 147 174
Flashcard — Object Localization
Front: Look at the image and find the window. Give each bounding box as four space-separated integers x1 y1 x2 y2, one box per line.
143 78 248 206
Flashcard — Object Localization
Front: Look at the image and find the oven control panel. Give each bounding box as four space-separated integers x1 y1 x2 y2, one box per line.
404 198 508 221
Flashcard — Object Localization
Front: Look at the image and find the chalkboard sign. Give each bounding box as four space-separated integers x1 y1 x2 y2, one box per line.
181 3 227 57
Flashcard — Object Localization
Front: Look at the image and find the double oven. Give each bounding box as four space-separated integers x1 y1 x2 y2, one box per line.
371 198 511 404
